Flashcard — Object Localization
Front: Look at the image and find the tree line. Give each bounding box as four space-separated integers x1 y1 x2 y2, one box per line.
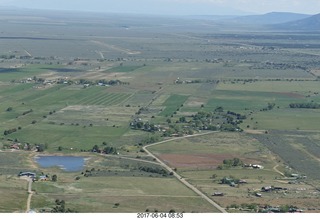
289 102 320 109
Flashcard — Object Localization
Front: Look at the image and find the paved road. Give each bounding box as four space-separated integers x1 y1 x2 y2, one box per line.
143 131 227 213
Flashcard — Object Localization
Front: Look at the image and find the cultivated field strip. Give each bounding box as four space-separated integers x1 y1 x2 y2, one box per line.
15 85 62 102
76 92 131 106
159 94 189 116
252 132 320 180
13 85 131 107
295 137 320 159
76 92 115 104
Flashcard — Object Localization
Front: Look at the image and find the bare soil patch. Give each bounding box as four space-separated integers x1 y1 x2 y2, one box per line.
273 92 304 98
38 71 61 80
159 154 234 169
243 129 266 134
76 71 132 81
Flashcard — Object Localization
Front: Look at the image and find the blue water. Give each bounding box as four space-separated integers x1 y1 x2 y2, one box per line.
35 156 85 172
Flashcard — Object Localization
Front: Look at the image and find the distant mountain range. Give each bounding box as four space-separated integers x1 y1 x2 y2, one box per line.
0 7 319 32
224 12 311 25
214 12 320 31
274 13 320 31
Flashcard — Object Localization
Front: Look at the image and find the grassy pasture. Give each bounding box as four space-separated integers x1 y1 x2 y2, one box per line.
0 175 28 213
244 109 320 131
205 89 305 111
9 123 130 151
0 152 33 174
217 80 320 94
31 175 218 213
161 84 203 96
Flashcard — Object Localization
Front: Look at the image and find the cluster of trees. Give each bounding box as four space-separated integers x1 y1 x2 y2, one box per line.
261 103 276 111
32 76 45 83
220 123 240 132
227 203 258 212
52 174 58 182
3 128 18 135
259 205 301 213
289 102 320 109
138 166 169 176
138 134 161 146
130 120 159 132
217 158 244 170
131 105 245 140
220 176 240 185
191 108 244 132
161 124 194 137
190 111 220 131
226 111 247 120
91 145 118 154
227 203 301 213
51 199 77 213
223 158 243 167
36 144 48 152
0 54 15 59
255 62 307 71
103 146 118 154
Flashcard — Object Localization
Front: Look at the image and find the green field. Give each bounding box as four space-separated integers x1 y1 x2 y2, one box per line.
0 175 29 213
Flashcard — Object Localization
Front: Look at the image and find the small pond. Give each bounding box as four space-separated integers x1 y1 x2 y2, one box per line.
34 155 86 172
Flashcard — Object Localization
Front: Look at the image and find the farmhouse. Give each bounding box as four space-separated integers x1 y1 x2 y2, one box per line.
10 144 20 150
18 172 36 178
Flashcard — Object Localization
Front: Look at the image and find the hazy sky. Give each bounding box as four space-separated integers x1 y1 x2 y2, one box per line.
0 0 319 15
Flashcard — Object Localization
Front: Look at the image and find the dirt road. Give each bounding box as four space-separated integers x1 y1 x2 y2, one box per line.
143 131 227 213
20 176 34 213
